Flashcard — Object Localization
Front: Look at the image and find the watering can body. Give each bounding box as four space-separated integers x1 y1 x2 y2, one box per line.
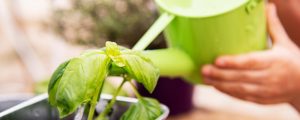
143 0 267 84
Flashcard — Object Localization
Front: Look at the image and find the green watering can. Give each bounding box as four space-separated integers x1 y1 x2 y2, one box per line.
133 0 267 84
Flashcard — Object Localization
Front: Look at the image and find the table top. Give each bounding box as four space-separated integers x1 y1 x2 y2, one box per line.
167 108 268 120
167 85 300 120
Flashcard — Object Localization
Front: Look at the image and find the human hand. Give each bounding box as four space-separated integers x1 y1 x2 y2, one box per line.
201 3 300 111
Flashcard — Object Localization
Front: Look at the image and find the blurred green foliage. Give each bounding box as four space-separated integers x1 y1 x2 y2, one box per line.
52 0 165 48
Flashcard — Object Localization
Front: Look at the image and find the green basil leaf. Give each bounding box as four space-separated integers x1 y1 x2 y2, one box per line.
122 51 159 93
48 60 70 106
105 41 126 67
120 97 162 120
52 51 111 118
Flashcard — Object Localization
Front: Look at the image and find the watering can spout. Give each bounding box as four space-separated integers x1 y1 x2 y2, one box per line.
143 49 196 80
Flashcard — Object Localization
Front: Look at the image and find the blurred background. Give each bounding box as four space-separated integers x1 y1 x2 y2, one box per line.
0 0 299 119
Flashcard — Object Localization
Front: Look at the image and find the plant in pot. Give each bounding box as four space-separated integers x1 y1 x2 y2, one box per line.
48 42 165 120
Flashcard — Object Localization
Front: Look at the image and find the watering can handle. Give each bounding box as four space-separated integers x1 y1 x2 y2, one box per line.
132 12 175 50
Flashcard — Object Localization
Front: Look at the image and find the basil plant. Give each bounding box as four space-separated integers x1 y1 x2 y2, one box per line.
48 42 162 120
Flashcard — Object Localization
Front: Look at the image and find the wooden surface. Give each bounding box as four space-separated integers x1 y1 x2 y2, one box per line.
167 108 264 120
166 85 300 120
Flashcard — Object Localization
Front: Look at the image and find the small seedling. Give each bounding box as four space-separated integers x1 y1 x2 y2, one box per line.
48 41 162 120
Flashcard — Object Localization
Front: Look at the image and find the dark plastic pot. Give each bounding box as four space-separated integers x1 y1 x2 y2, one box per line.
138 77 194 115
0 94 169 120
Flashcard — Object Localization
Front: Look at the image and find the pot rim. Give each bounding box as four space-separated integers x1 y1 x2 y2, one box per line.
0 93 170 119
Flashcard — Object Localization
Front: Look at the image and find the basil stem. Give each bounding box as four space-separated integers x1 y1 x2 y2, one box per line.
96 79 126 120
129 81 142 99
88 78 106 120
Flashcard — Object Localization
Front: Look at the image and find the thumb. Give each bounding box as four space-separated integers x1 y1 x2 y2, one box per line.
267 3 291 45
